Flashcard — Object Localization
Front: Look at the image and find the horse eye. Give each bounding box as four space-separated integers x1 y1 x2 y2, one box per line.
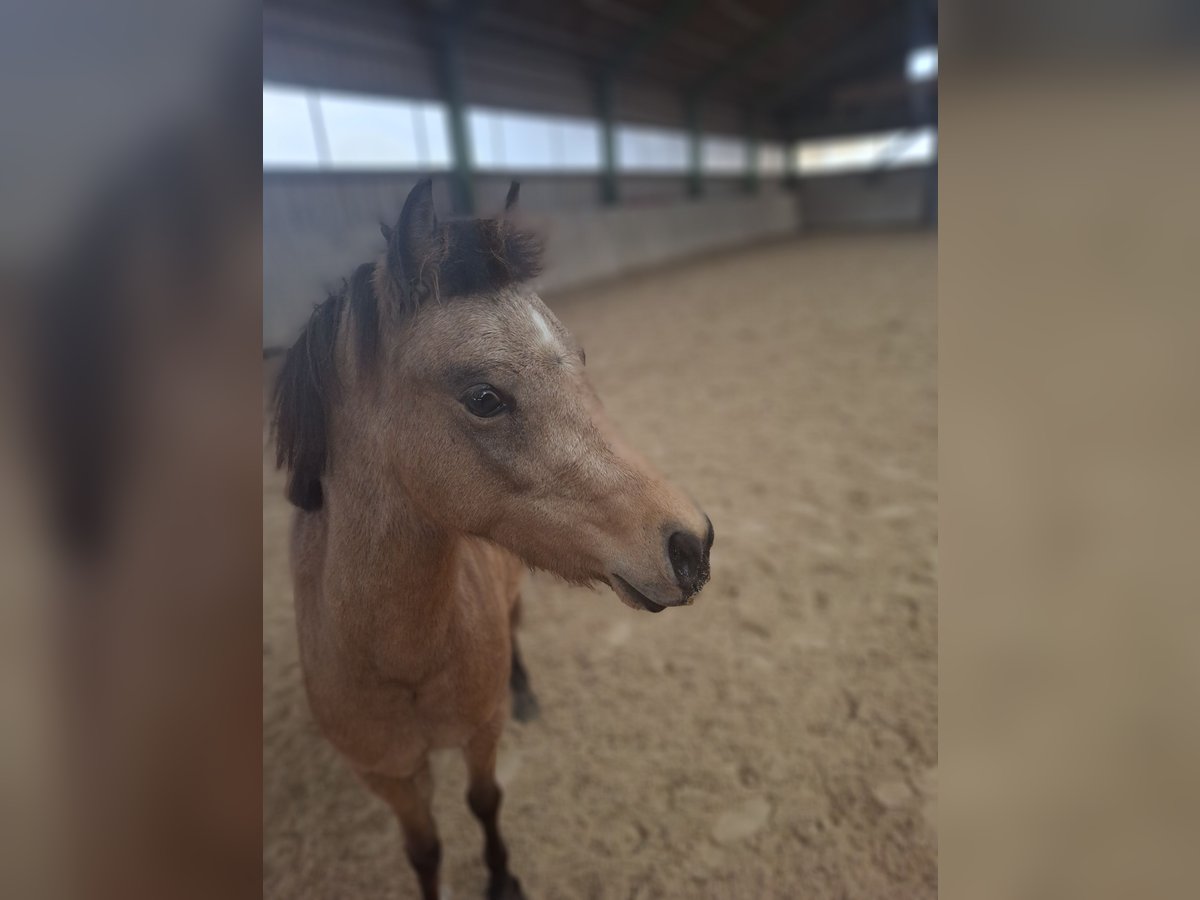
463 384 507 418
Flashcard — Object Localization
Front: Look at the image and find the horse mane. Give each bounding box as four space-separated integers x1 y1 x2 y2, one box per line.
387 216 543 306
273 208 543 512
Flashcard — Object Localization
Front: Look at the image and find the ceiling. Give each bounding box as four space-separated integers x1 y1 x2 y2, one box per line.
269 0 938 138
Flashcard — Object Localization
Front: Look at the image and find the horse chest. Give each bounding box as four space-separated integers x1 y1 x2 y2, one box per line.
409 612 510 743
297 550 515 766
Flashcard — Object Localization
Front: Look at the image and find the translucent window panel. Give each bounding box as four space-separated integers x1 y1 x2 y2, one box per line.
617 125 689 172
615 129 642 169
263 84 320 168
416 104 451 167
468 108 602 171
469 109 500 168
558 120 601 170
796 127 938 175
318 92 422 169
499 111 555 168
758 143 786 175
702 136 747 174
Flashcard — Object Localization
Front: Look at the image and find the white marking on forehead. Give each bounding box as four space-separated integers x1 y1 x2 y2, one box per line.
527 305 561 351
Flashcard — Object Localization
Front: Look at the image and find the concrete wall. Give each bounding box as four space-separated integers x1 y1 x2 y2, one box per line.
264 175 800 348
798 165 936 230
530 190 800 295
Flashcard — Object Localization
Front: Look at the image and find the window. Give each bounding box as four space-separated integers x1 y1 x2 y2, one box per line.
263 85 321 169
262 83 451 171
468 107 600 171
264 82 803 180
559 121 603 170
795 128 938 176
702 136 747 174
319 91 451 169
616 124 689 172
757 143 786 176
907 46 937 82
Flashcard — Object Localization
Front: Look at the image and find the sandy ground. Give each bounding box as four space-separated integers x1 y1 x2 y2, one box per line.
263 232 937 899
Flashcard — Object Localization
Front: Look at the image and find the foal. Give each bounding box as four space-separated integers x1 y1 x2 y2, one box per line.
274 179 712 899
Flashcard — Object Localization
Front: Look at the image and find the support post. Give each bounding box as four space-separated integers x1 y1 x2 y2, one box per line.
685 94 702 199
435 25 474 215
784 136 799 192
744 109 759 195
597 74 619 206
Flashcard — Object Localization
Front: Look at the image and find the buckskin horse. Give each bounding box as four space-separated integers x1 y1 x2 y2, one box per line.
273 178 713 899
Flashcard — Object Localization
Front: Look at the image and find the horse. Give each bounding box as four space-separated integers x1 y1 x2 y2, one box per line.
273 178 713 899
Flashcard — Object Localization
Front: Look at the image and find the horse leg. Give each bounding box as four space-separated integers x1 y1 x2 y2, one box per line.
508 595 539 722
361 766 441 900
509 636 540 722
464 722 525 900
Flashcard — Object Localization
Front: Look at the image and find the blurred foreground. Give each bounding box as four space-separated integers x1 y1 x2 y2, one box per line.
1 4 262 899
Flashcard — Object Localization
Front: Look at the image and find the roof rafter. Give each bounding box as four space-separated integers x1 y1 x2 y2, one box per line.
767 8 906 112
686 1 816 99
605 0 709 77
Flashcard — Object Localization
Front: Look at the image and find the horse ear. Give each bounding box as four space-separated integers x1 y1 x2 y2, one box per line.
386 177 440 299
504 180 521 212
380 222 393 244
399 177 437 237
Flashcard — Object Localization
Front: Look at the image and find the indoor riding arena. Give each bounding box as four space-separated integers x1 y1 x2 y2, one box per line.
263 2 937 898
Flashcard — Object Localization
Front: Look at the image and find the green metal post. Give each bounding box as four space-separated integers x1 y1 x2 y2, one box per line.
597 74 619 206
435 26 475 215
744 109 759 195
784 136 799 192
593 0 705 208
685 94 703 199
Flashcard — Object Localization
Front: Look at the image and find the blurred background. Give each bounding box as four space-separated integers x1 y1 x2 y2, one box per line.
263 2 937 898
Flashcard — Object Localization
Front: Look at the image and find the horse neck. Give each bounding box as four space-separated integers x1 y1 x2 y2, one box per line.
320 456 462 666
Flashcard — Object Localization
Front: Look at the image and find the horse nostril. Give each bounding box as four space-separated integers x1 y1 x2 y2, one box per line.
668 530 707 594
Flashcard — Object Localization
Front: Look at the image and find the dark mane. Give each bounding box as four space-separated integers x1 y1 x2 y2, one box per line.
382 214 543 306
406 217 543 301
273 206 543 512
271 287 341 512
